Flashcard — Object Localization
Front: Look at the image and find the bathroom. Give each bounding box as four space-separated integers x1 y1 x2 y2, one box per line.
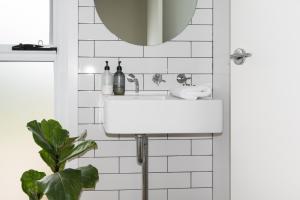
0 0 299 200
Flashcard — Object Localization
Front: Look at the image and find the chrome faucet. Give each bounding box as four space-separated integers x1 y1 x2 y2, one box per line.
152 73 166 86
127 74 139 93
177 74 192 86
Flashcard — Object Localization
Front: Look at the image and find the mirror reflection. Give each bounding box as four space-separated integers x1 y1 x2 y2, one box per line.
95 0 198 46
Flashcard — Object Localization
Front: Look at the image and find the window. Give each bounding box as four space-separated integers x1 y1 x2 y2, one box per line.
0 0 51 44
0 62 54 199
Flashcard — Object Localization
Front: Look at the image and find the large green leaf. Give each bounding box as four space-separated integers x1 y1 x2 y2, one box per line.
38 169 82 200
21 170 46 200
39 150 57 173
51 127 69 152
27 120 54 154
40 119 62 142
59 140 97 164
78 165 99 189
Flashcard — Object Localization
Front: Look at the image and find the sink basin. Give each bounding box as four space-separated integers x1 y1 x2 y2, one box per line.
103 95 223 134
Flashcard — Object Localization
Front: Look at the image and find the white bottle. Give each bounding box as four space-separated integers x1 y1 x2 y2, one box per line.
102 61 113 95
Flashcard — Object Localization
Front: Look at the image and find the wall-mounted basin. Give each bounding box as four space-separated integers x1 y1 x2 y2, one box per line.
103 95 223 134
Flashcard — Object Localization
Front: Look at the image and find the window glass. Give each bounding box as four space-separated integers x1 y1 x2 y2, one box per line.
0 62 53 199
0 0 50 44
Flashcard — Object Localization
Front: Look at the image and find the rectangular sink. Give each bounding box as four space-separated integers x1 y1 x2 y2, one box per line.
103 95 223 134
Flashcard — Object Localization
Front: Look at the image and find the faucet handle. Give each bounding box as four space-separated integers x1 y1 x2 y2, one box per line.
177 74 192 86
152 73 166 86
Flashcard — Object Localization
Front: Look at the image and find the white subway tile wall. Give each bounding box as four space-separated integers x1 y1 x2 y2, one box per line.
78 0 214 199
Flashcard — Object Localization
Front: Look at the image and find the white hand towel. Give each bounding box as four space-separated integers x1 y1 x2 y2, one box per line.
170 86 212 100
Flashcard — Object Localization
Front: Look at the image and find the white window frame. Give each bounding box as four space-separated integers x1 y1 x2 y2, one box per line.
0 0 78 138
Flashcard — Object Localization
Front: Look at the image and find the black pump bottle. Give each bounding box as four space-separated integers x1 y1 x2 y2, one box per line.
113 61 125 95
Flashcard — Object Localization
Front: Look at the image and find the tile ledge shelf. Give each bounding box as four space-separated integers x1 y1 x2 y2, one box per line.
0 45 57 62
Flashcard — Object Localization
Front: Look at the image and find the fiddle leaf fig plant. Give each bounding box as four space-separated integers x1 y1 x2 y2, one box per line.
21 119 99 200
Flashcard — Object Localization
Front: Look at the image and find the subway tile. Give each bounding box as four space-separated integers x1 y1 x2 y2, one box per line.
79 41 94 57
192 74 213 87
149 140 191 156
120 157 167 173
78 74 94 90
167 133 213 140
78 124 118 141
173 25 212 41
79 149 94 158
79 58 118 74
192 139 213 155
95 107 104 123
95 41 143 57
192 9 213 24
121 58 168 73
78 108 94 124
81 191 118 200
94 7 102 23
168 58 212 73
168 156 212 172
79 24 118 40
192 42 213 57
169 188 212 200
144 42 191 57
78 91 103 107
96 174 141 190
144 74 186 91
94 74 103 90
79 7 94 23
79 0 94 6
192 172 213 187
120 190 167 200
95 141 136 157
197 0 213 8
149 173 190 189
79 157 119 173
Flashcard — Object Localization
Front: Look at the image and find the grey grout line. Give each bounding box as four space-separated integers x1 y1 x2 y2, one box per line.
191 140 193 155
87 187 213 192
212 0 215 197
167 189 169 200
79 56 213 59
190 172 192 188
118 157 121 173
93 73 96 90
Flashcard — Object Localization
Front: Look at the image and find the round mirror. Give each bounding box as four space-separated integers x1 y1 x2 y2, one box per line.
95 0 198 46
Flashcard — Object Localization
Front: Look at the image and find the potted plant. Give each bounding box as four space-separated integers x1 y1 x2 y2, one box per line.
20 119 99 200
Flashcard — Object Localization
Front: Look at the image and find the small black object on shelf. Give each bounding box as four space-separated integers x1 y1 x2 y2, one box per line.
12 43 57 52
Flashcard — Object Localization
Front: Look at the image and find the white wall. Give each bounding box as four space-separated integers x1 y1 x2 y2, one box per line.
231 0 300 200
78 0 219 199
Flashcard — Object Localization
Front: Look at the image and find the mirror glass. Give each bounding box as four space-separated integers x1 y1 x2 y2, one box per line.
95 0 198 46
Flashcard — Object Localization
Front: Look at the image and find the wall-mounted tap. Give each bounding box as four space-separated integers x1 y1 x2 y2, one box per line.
177 74 192 86
152 73 166 86
127 74 139 93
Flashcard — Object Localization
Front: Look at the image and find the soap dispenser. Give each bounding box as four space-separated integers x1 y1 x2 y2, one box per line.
102 61 113 95
113 61 125 95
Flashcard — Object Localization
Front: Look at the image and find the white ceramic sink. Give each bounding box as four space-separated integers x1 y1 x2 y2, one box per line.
103 95 223 134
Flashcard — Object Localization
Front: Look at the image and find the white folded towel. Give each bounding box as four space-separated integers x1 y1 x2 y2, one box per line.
170 86 212 100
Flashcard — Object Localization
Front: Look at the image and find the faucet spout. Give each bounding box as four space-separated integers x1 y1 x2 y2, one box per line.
127 74 140 93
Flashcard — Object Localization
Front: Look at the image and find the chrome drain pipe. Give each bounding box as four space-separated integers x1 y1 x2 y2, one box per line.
136 135 148 200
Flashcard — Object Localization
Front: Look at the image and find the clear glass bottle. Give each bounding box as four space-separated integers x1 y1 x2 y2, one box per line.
113 61 125 95
102 61 113 95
